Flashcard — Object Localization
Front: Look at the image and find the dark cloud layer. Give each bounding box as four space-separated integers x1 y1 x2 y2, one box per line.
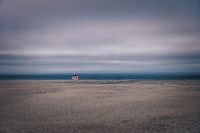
0 0 200 73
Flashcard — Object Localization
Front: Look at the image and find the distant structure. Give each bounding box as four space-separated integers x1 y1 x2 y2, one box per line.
72 74 79 80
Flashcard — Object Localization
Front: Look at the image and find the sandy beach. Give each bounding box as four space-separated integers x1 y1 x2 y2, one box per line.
0 80 200 133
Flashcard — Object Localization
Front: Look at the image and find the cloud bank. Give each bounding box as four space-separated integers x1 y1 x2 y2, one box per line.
0 0 200 73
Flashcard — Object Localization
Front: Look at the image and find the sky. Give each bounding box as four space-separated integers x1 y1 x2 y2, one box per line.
0 0 200 74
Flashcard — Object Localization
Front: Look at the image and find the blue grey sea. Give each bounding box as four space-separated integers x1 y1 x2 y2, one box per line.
0 72 200 80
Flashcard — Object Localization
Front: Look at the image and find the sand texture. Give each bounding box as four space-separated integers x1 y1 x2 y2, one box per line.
0 80 200 133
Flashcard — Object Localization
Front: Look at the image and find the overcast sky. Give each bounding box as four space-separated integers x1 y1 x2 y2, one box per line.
0 0 200 73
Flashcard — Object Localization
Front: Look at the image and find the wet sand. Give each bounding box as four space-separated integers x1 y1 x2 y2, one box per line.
0 80 200 133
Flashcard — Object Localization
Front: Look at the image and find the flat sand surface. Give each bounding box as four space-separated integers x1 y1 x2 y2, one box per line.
0 80 200 133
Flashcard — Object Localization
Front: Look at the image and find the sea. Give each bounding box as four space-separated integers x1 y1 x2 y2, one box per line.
0 72 200 80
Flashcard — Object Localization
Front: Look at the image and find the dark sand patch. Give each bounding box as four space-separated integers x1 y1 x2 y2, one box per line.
0 80 200 133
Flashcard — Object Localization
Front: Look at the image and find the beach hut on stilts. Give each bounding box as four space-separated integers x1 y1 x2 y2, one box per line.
72 74 79 80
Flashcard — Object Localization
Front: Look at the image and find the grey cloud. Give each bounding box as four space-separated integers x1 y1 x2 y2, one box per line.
1 17 199 54
1 52 200 64
1 0 200 23
0 0 200 73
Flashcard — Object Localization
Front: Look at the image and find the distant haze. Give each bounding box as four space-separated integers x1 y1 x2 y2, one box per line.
0 0 200 73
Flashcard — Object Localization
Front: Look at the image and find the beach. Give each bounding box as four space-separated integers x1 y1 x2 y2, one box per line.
0 80 200 133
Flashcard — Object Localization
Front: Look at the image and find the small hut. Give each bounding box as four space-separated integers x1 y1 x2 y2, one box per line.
72 74 79 80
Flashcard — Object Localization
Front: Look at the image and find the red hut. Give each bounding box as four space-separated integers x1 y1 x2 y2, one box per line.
72 74 79 80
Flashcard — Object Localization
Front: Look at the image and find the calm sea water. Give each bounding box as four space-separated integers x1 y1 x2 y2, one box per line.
0 73 200 80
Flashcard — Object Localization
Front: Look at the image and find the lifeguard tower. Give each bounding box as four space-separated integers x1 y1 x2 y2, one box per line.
72 74 79 80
